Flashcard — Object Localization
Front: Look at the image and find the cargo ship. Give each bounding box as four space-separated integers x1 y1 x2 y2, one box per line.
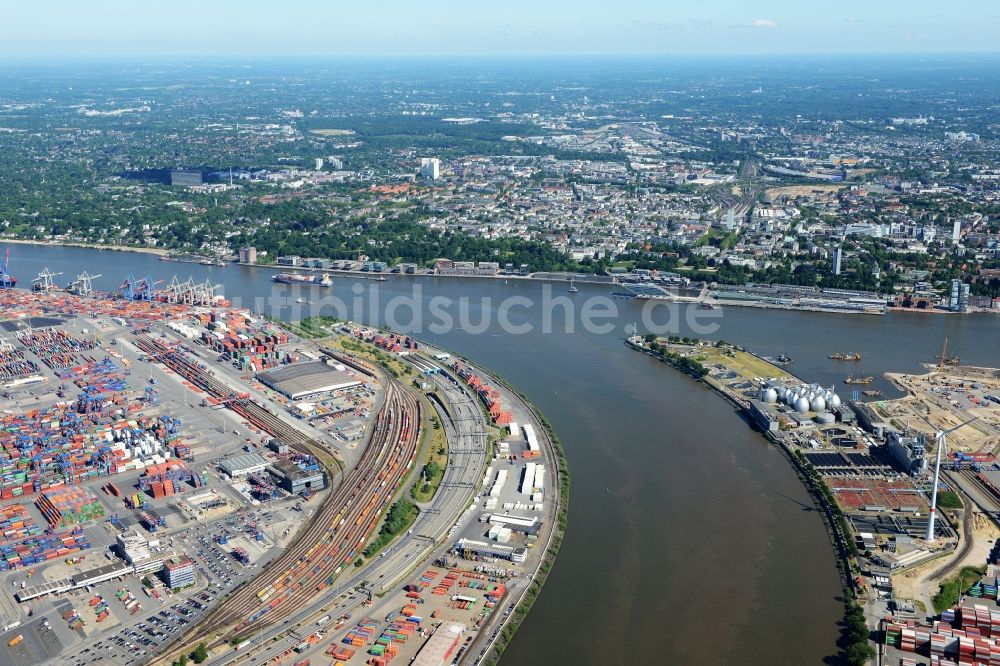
272 273 332 287
829 352 861 361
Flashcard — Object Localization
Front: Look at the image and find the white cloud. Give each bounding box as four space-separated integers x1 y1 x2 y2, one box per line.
751 19 778 29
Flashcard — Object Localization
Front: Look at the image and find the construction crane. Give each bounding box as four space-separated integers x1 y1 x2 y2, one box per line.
66 271 102 296
31 268 62 292
938 337 960 367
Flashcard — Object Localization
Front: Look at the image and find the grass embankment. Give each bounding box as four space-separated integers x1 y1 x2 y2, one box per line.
360 499 418 560
411 407 448 503
933 565 987 614
328 336 410 379
297 316 338 338
652 335 788 383
936 491 964 510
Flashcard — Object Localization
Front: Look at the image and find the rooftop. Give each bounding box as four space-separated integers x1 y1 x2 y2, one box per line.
257 361 361 399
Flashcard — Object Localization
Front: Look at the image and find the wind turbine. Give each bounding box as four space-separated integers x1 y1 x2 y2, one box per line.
924 415 978 542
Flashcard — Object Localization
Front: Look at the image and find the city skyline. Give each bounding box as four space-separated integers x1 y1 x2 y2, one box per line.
1 0 999 57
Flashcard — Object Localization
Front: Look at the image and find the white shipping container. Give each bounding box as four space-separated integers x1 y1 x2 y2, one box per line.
520 463 536 494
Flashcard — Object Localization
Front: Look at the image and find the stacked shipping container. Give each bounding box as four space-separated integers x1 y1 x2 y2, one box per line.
36 486 105 527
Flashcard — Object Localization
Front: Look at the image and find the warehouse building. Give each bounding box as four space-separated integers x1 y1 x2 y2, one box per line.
219 452 269 479
485 513 541 536
413 622 466 666
269 459 326 494
257 361 361 400
455 538 527 563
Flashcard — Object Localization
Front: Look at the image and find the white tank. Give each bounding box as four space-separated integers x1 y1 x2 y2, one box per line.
787 392 798 406
811 396 826 412
763 388 778 404
830 394 842 409
794 397 810 414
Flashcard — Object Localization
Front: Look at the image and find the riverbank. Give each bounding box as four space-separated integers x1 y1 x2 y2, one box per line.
625 336 874 661
236 260 618 286
0 237 171 257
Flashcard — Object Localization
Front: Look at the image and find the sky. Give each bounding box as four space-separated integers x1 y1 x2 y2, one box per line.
1 0 998 57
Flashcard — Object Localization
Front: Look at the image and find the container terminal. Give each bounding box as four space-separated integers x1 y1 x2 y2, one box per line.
0 283 560 666
628 334 1000 665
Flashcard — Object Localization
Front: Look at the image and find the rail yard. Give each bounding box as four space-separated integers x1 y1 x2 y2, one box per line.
0 285 560 666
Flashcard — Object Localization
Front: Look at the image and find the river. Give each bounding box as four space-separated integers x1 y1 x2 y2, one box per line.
5 244 1000 664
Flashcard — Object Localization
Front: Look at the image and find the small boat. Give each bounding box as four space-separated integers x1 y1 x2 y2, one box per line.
829 352 862 361
294 297 312 305
776 354 792 364
699 302 717 309
862 390 883 398
845 375 874 385
568 279 578 293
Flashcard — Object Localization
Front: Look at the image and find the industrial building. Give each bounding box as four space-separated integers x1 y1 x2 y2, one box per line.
162 556 195 588
219 452 269 479
887 430 929 475
748 399 780 432
851 401 891 437
269 459 326 495
256 361 361 400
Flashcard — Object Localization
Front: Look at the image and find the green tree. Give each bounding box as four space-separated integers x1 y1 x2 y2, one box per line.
845 641 875 666
192 643 208 664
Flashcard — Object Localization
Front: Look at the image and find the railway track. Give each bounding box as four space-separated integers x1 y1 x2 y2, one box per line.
132 335 422 653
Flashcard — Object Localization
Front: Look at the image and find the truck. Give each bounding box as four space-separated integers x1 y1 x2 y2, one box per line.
316 615 330 626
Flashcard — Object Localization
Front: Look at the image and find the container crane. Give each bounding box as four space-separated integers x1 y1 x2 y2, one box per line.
66 271 102 296
31 268 62 292
0 249 15 288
